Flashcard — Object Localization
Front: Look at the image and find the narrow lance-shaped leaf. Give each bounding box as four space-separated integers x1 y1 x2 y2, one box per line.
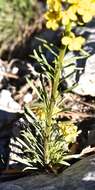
26 78 43 101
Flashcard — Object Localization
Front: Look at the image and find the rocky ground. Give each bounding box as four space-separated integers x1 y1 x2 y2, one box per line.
0 154 95 190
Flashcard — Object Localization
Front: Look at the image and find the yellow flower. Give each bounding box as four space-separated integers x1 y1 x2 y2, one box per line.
58 121 80 144
77 0 95 23
45 0 95 47
69 36 85 51
68 0 79 4
67 0 95 23
45 10 63 30
47 0 62 12
36 109 45 120
33 107 45 120
62 33 85 51
62 6 77 25
62 36 72 46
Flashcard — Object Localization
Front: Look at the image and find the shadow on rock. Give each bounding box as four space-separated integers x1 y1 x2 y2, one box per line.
0 154 95 190
0 109 22 170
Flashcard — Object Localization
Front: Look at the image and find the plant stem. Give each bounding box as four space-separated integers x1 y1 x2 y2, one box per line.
44 48 66 165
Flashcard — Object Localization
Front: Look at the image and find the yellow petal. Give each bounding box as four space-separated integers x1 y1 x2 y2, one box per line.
68 0 79 4
46 21 59 30
82 13 93 23
61 36 72 45
69 37 85 51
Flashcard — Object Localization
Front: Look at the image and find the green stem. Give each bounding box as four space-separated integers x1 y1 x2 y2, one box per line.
44 48 66 165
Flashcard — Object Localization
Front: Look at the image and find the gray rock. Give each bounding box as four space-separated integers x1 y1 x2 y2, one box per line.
88 130 95 146
0 184 24 190
0 154 95 190
0 110 17 128
0 90 21 112
75 18 95 54
0 109 22 169
73 54 95 96
63 18 95 96
0 59 5 83
64 53 95 96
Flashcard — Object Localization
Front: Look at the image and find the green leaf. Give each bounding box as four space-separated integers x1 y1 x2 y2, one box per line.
43 43 58 57
59 160 70 166
26 78 43 101
35 37 48 44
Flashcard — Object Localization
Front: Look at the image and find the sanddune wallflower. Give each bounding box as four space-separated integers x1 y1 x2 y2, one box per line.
31 106 46 121
62 33 85 51
67 0 79 4
45 0 63 30
62 6 77 25
68 0 95 23
77 0 95 23
45 0 95 30
47 0 62 12
45 10 63 30
58 121 81 144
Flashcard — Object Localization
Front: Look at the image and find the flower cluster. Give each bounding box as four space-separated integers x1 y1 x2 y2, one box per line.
45 0 95 50
68 0 95 23
62 32 85 51
58 121 81 144
45 0 63 30
45 10 63 30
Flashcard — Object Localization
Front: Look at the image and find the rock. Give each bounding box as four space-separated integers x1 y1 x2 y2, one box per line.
0 154 95 189
88 130 95 146
0 184 24 190
63 18 95 96
64 52 95 96
0 59 5 83
73 54 95 96
75 18 95 54
0 110 21 129
8 118 25 167
0 109 22 169
23 93 32 103
0 90 21 112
